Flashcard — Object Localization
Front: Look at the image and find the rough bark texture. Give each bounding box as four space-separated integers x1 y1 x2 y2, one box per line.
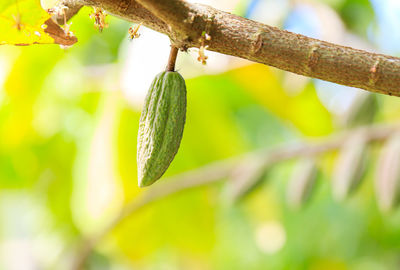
59 0 400 97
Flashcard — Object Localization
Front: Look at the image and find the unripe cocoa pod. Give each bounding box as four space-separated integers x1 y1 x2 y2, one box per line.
332 131 368 201
287 158 318 209
137 71 187 187
375 132 400 212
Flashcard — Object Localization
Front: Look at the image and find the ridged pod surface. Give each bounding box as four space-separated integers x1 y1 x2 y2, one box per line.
137 71 187 187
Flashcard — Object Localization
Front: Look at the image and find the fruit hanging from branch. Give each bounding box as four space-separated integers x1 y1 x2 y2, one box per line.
137 46 187 187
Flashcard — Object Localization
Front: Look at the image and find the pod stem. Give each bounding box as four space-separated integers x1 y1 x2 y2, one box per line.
166 45 179 72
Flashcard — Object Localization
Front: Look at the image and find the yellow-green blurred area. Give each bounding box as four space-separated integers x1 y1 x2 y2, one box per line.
2 0 400 269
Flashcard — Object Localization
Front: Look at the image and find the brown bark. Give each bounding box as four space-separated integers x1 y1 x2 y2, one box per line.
60 0 400 96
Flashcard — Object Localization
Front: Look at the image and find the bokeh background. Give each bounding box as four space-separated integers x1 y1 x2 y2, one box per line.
1 0 400 269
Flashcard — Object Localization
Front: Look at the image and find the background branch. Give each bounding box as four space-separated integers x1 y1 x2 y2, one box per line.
70 122 400 270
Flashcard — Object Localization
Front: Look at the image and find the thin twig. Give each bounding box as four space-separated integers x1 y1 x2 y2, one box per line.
70 122 400 269
166 46 179 72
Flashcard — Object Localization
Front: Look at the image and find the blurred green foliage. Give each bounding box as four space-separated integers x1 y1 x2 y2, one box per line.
1 1 400 270
339 0 375 35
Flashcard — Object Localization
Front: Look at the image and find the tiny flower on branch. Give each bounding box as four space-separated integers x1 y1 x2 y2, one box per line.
128 23 142 40
197 31 211 65
90 7 108 32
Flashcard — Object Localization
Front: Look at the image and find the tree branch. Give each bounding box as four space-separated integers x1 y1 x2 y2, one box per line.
135 0 193 37
82 0 173 36
59 0 400 97
70 122 400 270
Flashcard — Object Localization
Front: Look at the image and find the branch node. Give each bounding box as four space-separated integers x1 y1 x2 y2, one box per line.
183 12 195 24
252 31 265 55
307 44 321 72
369 58 382 86
117 0 131 13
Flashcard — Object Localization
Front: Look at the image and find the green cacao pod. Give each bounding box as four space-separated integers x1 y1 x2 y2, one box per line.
332 131 368 201
375 132 400 212
287 158 318 209
137 71 187 187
